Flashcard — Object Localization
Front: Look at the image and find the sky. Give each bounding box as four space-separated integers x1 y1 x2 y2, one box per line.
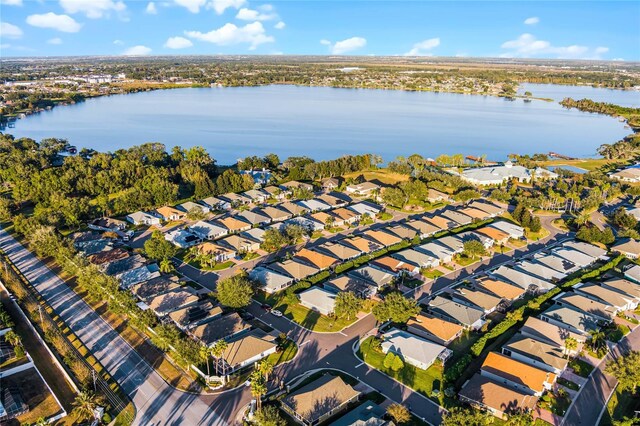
0 1 639 60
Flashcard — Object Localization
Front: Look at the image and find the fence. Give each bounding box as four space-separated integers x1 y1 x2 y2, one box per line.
0 255 135 424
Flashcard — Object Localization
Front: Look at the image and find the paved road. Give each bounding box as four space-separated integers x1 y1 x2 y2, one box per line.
563 325 640 426
0 229 250 426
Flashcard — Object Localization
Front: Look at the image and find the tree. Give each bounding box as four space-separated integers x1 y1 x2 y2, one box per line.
4 330 21 349
159 258 175 273
612 207 637 230
257 360 274 382
200 344 213 377
563 336 578 356
588 329 607 356
386 403 411 424
216 273 254 308
442 407 493 426
260 228 289 252
606 350 640 393
253 405 286 426
250 371 268 410
372 292 419 324
382 187 408 208
383 352 396 369
391 354 405 371
210 339 228 375
72 391 98 422
463 239 487 260
506 409 534 425
334 291 362 321
144 230 177 261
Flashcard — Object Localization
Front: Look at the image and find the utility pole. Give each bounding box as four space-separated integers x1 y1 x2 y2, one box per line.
92 369 97 392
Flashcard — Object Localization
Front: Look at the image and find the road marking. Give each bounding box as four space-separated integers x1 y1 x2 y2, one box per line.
355 362 364 368
299 340 310 347
339 331 347 336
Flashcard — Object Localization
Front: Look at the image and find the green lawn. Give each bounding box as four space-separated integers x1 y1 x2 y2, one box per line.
568 358 595 377
454 255 478 267
377 212 393 221
358 336 443 400
421 269 444 279
274 303 357 332
600 387 640 425
266 340 298 365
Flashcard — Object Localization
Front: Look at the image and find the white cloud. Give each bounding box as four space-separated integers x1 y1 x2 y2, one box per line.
0 44 9 49
209 0 246 14
405 37 440 56
146 2 158 14
60 0 126 19
329 36 366 55
524 16 539 25
113 39 123 45
164 36 193 49
0 22 23 39
501 33 609 59
320 39 331 46
0 0 23 6
47 37 63 45
274 21 285 30
186 21 273 50
26 13 82 33
236 7 277 21
122 45 152 55
174 0 206 13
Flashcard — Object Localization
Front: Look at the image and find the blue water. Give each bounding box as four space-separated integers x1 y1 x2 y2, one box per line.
6 85 633 164
518 83 640 108
548 165 588 174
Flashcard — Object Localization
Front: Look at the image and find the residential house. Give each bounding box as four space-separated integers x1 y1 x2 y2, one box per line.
385 225 418 241
165 229 201 248
88 248 129 266
126 211 161 226
502 335 569 375
520 317 586 350
240 169 272 186
450 287 503 314
249 267 294 293
551 248 597 268
610 166 640 183
269 259 320 281
601 278 640 301
459 374 538 420
190 313 251 347
458 207 490 221
118 264 161 289
154 206 186 222
475 226 511 245
279 201 308 216
219 192 251 207
575 282 638 311
299 287 337 316
167 301 223 331
563 241 608 260
346 181 380 196
381 328 452 370
554 293 616 322
242 189 269 204
217 216 252 233
611 238 640 259
404 219 440 239
532 253 579 275
457 231 494 250
422 214 453 231
219 235 260 253
323 276 376 298
489 221 525 239
391 249 439 269
481 352 556 396
146 288 199 316
339 236 382 255
514 260 566 282
348 265 394 289
458 162 534 186
198 242 237 262
434 235 464 254
286 216 325 232
219 329 278 375
282 375 360 426
475 277 526 303
362 229 403 247
348 201 382 217
88 217 127 232
321 177 341 192
297 199 332 212
262 185 286 201
625 265 640 284
102 254 145 275
406 313 464 346
329 401 390 426
177 201 210 215
416 241 456 264
440 209 473 227
331 207 361 225
467 201 505 217
280 180 314 193
260 206 292 222
200 196 230 211
318 193 349 208
190 221 228 240
311 211 339 227
315 242 361 262
372 255 422 276
426 188 449 203
540 305 601 335
77 239 113 256
426 296 485 330
295 248 340 271
241 228 266 244
237 209 271 226
490 265 555 293
130 275 181 302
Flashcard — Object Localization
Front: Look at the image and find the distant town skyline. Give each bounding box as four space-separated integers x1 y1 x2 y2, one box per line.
1 0 638 60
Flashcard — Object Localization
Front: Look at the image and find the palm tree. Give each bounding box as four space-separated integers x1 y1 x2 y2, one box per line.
564 336 578 357
250 371 267 410
159 258 175 273
200 344 212 378
4 330 21 348
210 339 228 375
72 391 98 422
33 417 49 426
257 360 274 382
589 330 607 354
0 311 13 328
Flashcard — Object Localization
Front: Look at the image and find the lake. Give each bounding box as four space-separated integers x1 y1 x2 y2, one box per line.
6 85 633 164
518 83 640 108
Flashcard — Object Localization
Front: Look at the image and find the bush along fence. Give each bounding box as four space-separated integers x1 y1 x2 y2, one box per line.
0 255 135 424
447 254 625 383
